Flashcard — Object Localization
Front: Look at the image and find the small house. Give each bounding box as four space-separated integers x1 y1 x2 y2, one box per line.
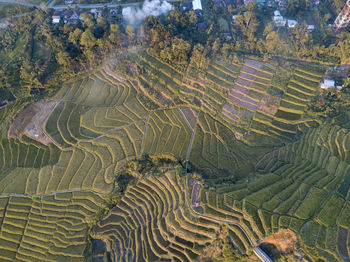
273 11 284 21
192 0 202 10
275 19 286 26
320 78 335 89
52 11 61 24
274 10 281 16
287 19 298 28
52 15 61 24
273 10 286 26
307 24 315 31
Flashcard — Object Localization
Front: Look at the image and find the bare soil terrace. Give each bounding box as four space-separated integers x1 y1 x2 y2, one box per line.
8 100 57 145
262 229 297 255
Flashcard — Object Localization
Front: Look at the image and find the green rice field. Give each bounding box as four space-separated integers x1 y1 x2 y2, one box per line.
1 51 347 261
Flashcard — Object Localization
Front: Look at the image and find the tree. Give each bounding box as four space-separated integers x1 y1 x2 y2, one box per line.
109 24 123 47
263 22 274 37
216 238 251 262
190 44 208 70
171 38 191 68
246 1 257 12
125 25 135 44
56 51 71 69
143 20 173 54
227 4 234 14
160 47 173 62
80 29 97 50
332 32 350 64
331 0 346 13
234 10 259 50
69 28 83 46
20 60 43 91
265 31 288 55
0 64 11 90
221 43 234 60
81 13 95 28
289 24 311 58
286 0 310 18
188 11 197 25
212 38 221 56
97 38 112 57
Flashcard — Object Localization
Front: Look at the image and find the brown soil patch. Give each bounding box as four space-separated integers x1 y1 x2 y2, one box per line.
262 230 297 255
9 101 58 145
9 104 40 137
198 227 227 262
258 94 281 116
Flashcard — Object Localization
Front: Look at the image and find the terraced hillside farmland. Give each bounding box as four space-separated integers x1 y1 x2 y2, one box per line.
92 165 225 262
0 192 107 261
199 123 350 261
0 51 335 261
134 51 324 145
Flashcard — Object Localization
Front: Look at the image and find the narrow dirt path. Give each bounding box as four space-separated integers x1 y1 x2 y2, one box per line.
139 114 149 157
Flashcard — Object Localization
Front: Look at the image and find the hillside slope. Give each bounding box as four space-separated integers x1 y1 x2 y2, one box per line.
0 53 342 261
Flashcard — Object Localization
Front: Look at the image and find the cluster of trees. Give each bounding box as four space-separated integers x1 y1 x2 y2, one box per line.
0 9 130 100
218 2 349 64
141 12 210 70
309 83 350 118
55 15 126 71
139 0 349 76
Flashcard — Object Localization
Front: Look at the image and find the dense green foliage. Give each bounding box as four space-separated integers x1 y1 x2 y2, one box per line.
0 9 128 102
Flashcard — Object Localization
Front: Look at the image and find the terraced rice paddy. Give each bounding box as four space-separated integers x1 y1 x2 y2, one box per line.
204 123 350 261
189 112 261 177
136 51 326 147
0 192 106 262
93 167 224 262
0 52 338 261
